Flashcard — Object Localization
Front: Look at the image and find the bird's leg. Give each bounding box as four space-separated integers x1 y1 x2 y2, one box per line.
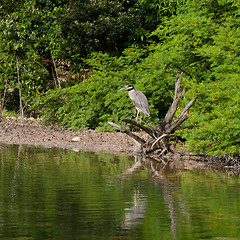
136 109 139 123
139 112 142 125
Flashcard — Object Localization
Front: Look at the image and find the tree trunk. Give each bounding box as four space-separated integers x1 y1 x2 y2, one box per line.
0 79 8 117
16 57 24 118
51 49 61 88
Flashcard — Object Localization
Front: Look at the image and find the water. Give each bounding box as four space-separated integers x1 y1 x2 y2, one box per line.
1 144 240 240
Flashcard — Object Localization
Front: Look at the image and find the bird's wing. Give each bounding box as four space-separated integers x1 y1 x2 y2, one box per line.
129 91 150 117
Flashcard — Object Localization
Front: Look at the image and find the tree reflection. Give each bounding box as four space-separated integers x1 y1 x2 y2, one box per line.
1 144 240 239
11 144 22 202
120 156 204 238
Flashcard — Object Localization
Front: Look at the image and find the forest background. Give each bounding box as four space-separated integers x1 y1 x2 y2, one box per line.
0 0 239 156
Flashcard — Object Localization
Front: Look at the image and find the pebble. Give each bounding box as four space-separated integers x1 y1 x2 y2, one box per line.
71 136 80 142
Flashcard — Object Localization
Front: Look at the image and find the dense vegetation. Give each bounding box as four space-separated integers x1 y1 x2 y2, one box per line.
0 0 239 156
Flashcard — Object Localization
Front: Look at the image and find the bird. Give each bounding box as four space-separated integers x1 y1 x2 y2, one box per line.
120 84 150 124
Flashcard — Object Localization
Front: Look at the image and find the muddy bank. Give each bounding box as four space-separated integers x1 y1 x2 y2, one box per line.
2 117 239 174
0 117 148 154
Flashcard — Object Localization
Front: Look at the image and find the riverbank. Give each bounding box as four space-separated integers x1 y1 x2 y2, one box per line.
1 117 240 174
0 117 147 154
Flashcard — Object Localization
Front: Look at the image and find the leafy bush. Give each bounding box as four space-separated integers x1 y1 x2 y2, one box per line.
152 0 240 155
181 78 240 155
58 0 185 62
0 0 61 112
31 46 177 130
0 0 184 113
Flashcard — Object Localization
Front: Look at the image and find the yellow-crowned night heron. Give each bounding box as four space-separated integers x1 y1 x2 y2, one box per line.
120 84 150 123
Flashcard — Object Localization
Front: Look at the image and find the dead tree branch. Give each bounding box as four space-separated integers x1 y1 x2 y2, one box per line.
108 72 195 158
51 49 61 88
108 122 146 145
122 119 156 139
166 98 196 134
159 72 186 132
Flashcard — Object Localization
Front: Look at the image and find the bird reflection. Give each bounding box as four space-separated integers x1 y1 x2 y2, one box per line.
122 186 147 229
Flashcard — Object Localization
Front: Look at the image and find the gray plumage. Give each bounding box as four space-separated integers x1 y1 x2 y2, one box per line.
120 84 150 123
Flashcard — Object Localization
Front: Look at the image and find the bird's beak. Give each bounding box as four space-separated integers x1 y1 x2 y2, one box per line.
119 87 126 91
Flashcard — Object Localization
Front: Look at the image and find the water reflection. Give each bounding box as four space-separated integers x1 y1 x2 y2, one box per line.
11 144 22 202
1 144 240 240
121 155 207 179
120 156 179 238
120 155 210 239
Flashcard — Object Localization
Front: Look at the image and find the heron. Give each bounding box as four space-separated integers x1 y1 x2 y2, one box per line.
120 84 150 124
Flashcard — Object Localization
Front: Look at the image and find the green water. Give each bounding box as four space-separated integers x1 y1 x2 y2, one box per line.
1 144 240 240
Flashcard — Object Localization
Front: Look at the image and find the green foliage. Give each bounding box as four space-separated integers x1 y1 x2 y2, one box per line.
0 108 19 118
58 0 178 61
181 78 240 156
31 46 177 130
152 0 240 80
0 0 61 111
0 0 179 113
141 0 187 24
152 0 240 155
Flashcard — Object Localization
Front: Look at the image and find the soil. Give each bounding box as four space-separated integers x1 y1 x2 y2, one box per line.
0 117 147 154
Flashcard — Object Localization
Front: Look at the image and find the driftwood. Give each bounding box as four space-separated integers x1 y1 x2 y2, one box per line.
108 72 196 158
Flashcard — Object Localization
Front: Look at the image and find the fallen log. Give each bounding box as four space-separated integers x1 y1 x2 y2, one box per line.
108 72 196 158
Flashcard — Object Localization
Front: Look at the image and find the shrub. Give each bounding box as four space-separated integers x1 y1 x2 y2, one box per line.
152 0 240 155
31 46 177 130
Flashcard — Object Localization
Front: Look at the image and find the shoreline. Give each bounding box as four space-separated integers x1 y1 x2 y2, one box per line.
2 117 239 174
0 117 141 155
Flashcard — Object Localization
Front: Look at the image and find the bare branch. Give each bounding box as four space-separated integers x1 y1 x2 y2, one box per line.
122 119 156 139
131 114 156 133
173 72 183 101
51 49 61 88
160 72 184 130
0 79 8 117
108 122 146 145
166 98 196 133
151 133 168 150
